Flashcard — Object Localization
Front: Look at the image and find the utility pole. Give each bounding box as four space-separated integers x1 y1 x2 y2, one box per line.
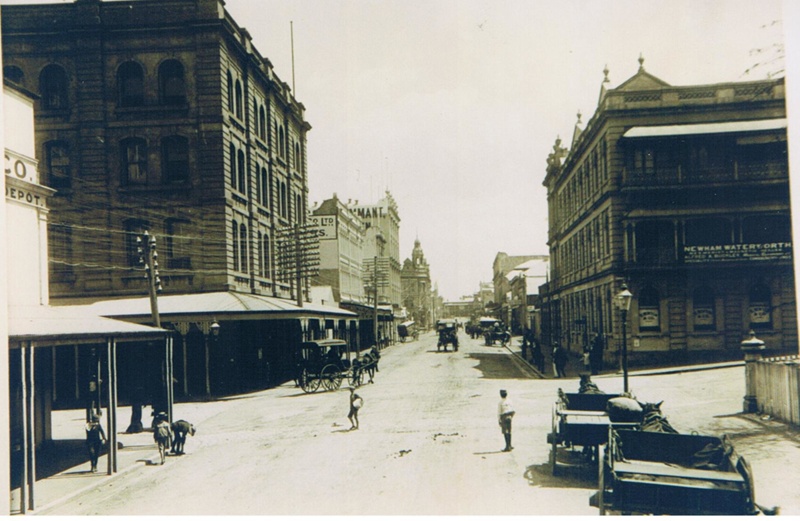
137 230 162 327
294 224 302 307
373 255 379 345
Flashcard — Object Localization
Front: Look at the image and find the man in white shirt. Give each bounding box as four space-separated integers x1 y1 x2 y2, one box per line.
497 389 515 452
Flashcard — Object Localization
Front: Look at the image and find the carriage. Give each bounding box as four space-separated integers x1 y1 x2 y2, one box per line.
294 339 378 393
398 320 417 342
436 320 459 352
547 391 638 475
593 427 765 515
479 317 509 346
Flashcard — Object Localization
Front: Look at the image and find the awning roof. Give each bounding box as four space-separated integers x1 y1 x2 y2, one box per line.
622 118 786 139
9 305 167 345
59 291 357 322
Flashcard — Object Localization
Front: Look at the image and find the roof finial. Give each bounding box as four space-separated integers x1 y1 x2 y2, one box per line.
576 110 582 125
603 64 610 83
638 53 645 71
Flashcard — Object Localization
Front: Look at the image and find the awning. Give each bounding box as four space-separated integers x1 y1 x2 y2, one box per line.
622 118 786 139
55 291 357 323
9 305 167 345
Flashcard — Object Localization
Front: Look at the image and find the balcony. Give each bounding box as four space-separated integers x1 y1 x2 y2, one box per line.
624 161 787 188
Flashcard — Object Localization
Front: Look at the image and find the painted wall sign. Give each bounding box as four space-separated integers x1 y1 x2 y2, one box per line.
309 215 337 240
684 243 792 263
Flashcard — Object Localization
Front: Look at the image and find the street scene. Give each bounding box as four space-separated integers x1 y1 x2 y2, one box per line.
2 0 799 516
30 332 799 515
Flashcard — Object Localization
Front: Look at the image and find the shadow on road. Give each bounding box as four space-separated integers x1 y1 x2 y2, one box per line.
524 462 597 489
466 353 531 379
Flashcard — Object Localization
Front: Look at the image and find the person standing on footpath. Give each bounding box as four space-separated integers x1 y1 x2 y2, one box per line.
348 387 363 430
85 412 106 473
553 342 568 378
497 389 515 452
590 332 604 375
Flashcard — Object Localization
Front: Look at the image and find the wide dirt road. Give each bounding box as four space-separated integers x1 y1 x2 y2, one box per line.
44 331 798 515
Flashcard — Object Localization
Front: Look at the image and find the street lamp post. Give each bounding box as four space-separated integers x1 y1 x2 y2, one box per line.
615 283 633 393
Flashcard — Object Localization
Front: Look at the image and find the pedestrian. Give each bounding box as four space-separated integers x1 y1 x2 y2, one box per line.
553 343 568 378
531 338 545 373
348 387 363 430
85 411 106 473
582 345 591 374
153 412 172 465
497 389 515 452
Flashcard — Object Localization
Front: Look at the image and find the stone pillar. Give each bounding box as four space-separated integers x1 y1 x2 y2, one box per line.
741 330 765 413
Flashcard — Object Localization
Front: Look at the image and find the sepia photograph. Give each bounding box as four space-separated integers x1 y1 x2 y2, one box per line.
1 0 798 515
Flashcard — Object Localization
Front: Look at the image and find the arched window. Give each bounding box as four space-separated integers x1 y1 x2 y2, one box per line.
692 287 716 331
232 220 240 272
268 171 274 212
117 61 144 107
4 65 24 85
259 106 266 140
280 182 288 218
257 231 264 277
263 233 271 278
229 143 237 189
234 79 243 119
279 126 285 157
44 140 71 189
748 284 772 330
254 162 261 205
239 223 248 274
226 70 233 113
158 60 186 105
260 167 268 208
638 286 660 331
296 193 302 223
40 64 68 110
294 142 301 171
161 135 189 183
237 149 246 193
121 137 148 185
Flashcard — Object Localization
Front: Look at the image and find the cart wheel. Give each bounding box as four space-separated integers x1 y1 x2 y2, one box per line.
321 364 342 391
299 368 312 393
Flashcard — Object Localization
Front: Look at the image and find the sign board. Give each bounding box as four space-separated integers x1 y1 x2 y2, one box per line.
684 243 792 263
308 215 337 240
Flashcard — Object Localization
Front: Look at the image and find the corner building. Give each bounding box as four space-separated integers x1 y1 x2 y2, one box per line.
542 59 795 366
2 0 310 300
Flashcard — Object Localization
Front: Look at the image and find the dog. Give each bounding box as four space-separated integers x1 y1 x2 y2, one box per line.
170 420 196 455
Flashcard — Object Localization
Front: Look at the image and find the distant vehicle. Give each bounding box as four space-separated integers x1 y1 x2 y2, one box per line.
435 319 459 352
294 339 362 393
479 317 510 346
398 320 417 342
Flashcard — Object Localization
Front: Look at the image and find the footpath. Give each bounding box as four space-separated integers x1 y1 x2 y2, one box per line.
16 336 749 515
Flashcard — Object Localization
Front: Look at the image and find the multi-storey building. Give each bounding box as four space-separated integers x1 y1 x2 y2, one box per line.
542 58 794 366
350 191 402 309
2 0 356 399
401 238 432 329
310 194 366 306
492 252 542 327
2 0 309 301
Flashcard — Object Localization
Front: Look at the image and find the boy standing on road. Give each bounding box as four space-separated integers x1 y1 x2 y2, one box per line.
348 387 363 430
85 412 106 473
498 389 515 452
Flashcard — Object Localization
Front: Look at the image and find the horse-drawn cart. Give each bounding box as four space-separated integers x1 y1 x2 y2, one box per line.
594 428 765 515
398 320 417 342
547 391 638 475
436 320 459 352
295 339 380 393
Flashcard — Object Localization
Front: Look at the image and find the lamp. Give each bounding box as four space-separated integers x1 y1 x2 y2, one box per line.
210 319 220 337
615 283 633 393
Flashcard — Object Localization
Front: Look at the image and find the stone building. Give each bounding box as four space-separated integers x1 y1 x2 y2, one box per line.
401 238 432 329
541 57 794 366
2 0 356 400
492 252 542 327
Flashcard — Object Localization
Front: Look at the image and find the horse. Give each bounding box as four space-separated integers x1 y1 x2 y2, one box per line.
639 400 679 434
360 348 380 384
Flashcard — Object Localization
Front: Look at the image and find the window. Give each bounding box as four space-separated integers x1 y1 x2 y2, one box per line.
748 284 772 330
279 126 285 157
4 65 24 84
692 287 716 331
268 171 274 211
294 142 301 171
239 223 248 274
117 61 144 107
280 182 288 218
296 193 303 223
260 167 269 208
638 286 660 331
161 136 189 184
232 220 240 272
226 70 233 113
165 219 191 269
234 79 243 119
237 149 246 193
632 147 654 175
159 60 186 105
121 138 148 185
49 223 73 279
259 106 266 140
263 232 271 278
229 143 237 190
44 141 71 189
39 64 68 110
124 219 150 267
742 215 791 244
685 218 732 246
255 162 261 204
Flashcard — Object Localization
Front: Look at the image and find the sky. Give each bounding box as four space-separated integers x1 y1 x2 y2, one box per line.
2 0 789 301
219 0 786 301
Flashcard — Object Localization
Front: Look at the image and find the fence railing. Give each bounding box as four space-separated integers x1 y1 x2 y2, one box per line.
753 355 800 425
